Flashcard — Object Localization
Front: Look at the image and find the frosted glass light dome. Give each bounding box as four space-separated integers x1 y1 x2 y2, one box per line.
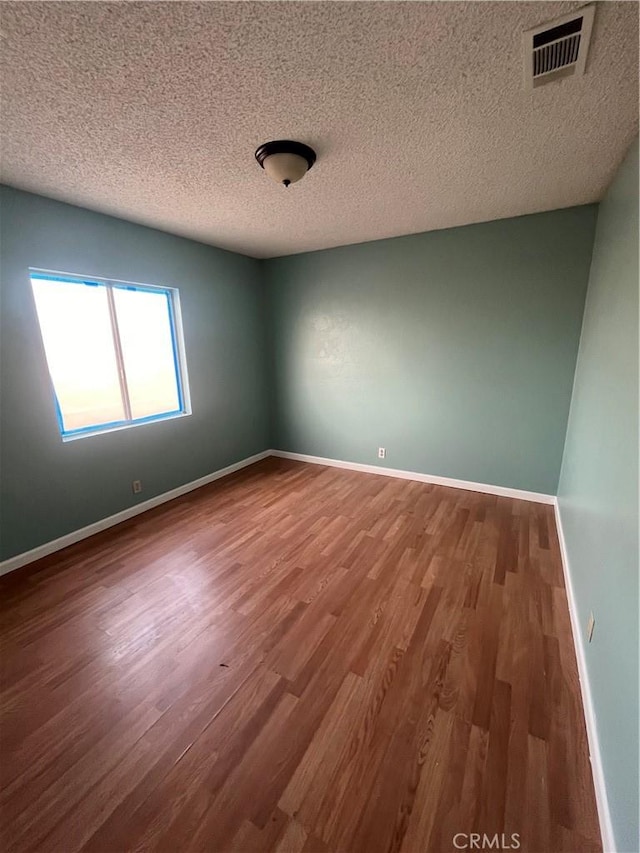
255 140 317 188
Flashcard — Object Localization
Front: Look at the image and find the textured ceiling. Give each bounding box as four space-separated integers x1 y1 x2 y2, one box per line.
1 2 638 258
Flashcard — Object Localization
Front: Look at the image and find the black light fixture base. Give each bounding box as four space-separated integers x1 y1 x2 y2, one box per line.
254 140 317 171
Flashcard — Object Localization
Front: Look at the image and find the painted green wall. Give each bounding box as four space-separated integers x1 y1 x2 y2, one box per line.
0 186 270 561
558 139 639 852
265 206 598 495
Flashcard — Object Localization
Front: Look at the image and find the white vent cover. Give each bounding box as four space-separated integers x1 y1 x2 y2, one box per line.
523 4 595 88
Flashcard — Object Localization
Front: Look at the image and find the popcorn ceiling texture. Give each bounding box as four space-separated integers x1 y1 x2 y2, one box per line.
1 1 637 259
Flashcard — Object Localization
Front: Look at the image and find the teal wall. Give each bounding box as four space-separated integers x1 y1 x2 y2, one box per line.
558 139 639 852
265 207 598 495
0 186 270 561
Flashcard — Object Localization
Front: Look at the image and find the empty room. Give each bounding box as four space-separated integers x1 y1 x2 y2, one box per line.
0 2 638 852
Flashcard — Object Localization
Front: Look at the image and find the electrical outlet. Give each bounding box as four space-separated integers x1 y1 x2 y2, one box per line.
378 447 386 459
132 480 142 494
587 611 595 642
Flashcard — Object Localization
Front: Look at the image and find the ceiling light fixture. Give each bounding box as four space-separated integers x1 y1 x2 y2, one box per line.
254 140 317 188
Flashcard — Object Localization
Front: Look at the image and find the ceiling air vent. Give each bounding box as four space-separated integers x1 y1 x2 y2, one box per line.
523 4 595 88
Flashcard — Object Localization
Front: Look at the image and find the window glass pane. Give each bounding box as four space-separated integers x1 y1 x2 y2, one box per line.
31 277 125 432
113 286 181 420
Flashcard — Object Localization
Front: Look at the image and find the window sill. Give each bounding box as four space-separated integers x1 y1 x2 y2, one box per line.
61 410 191 442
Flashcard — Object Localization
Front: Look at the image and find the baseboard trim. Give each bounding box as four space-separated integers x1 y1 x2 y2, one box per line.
553 500 615 853
0 450 271 578
270 450 555 504
0 448 555 574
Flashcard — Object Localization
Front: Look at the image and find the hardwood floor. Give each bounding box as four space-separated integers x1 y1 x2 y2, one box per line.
0 458 601 853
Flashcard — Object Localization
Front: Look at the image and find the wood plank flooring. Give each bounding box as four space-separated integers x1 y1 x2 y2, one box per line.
0 458 601 853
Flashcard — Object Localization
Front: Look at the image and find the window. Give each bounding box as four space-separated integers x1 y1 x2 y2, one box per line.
30 270 190 439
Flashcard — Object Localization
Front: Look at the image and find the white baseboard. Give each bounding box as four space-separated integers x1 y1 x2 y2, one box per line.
0 450 271 577
0 448 553 570
270 450 555 504
553 500 615 853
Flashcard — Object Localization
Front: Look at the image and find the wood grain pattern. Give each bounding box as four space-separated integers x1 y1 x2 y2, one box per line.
0 458 601 852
